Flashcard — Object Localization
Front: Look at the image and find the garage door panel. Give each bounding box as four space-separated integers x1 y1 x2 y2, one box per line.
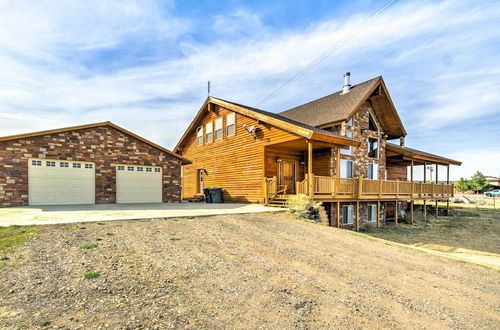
116 165 162 203
28 159 95 206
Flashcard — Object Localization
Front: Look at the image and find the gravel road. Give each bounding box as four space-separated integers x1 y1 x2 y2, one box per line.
1 213 499 329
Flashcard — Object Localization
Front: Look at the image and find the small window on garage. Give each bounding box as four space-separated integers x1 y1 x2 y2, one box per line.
46 161 56 167
60 162 69 168
215 117 223 140
32 160 42 166
73 163 81 168
117 165 125 170
146 167 152 172
127 166 134 171
155 168 161 173
85 164 93 169
137 167 144 171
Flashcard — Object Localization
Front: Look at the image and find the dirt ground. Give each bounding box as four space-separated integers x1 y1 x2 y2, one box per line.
1 213 499 329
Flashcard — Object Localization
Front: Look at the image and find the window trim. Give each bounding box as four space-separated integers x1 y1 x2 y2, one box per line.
196 126 203 146
226 112 235 136
368 137 379 159
214 117 223 140
205 122 213 143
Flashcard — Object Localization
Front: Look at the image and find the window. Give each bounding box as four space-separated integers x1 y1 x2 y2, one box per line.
367 163 379 180
340 131 354 155
368 112 378 131
146 167 152 172
60 162 69 168
73 163 81 168
137 167 144 171
127 166 134 171
155 168 161 173
215 118 223 140
117 166 125 171
85 164 93 169
31 160 42 166
196 127 203 146
346 117 353 127
368 138 379 159
368 204 377 222
205 122 213 143
226 112 235 136
342 205 354 224
46 161 56 167
340 160 353 178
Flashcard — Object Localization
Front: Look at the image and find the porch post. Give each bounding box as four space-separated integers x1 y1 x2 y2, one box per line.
410 200 414 225
446 164 450 215
356 201 360 232
307 140 314 198
376 200 380 228
336 201 341 228
435 164 439 219
395 201 398 226
410 160 414 181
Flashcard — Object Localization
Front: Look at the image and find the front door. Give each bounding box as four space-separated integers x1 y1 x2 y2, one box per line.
279 160 296 194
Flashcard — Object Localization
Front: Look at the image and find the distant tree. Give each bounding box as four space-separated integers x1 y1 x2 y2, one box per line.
469 171 490 193
455 177 470 192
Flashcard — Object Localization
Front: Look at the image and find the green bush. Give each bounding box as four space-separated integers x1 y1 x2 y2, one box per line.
287 194 322 221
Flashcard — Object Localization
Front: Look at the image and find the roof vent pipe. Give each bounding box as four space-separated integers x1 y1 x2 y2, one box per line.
342 72 351 94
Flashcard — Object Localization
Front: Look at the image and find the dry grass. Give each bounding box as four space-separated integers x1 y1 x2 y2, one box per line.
366 209 500 254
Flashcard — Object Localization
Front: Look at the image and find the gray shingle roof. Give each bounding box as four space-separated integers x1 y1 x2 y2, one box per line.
279 77 380 127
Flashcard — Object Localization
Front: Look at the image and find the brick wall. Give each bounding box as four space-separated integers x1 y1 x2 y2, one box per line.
0 126 182 207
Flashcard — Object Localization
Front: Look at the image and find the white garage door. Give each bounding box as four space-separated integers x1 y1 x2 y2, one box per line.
28 158 95 206
116 165 162 203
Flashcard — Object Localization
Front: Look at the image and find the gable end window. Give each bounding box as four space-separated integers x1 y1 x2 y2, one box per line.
368 137 379 159
196 127 203 146
215 118 223 140
368 112 378 131
226 112 235 136
205 122 213 143
346 117 354 127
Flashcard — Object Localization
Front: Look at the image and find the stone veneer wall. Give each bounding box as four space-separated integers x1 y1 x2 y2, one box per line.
0 126 182 207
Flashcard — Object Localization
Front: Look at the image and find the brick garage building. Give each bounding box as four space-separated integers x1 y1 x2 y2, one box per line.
0 122 190 207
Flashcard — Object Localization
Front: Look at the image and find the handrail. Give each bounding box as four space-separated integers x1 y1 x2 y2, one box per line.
267 175 454 200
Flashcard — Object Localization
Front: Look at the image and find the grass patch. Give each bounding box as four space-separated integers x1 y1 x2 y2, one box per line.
365 209 500 254
84 271 100 279
81 243 97 249
170 237 181 241
106 232 114 236
96 238 103 241
0 226 38 258
96 222 106 225
40 321 51 327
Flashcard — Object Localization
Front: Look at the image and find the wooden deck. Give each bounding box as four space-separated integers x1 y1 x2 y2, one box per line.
265 175 454 203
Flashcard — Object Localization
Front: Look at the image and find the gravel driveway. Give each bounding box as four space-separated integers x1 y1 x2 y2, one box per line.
1 213 499 328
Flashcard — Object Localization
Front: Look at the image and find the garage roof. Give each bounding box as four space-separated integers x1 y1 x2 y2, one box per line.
0 121 191 164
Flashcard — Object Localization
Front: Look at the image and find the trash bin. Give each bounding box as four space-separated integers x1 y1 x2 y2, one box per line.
204 188 223 203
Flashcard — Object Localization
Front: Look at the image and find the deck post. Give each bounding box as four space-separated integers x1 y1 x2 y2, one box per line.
263 177 268 204
446 164 450 215
356 201 360 232
307 140 314 198
396 180 399 199
376 200 380 228
336 201 341 228
435 164 439 218
378 178 383 199
395 201 398 226
423 200 427 221
357 177 363 199
336 148 340 177
410 200 414 225
435 200 439 219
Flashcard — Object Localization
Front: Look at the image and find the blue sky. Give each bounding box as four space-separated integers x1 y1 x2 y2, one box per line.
0 0 499 180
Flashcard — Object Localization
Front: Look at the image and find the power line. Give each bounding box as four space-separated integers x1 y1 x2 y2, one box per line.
255 0 402 108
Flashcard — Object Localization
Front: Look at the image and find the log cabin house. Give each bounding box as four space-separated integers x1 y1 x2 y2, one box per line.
175 74 461 229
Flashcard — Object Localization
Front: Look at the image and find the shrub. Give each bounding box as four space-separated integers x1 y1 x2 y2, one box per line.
81 243 97 249
287 194 322 221
84 271 100 279
360 222 376 233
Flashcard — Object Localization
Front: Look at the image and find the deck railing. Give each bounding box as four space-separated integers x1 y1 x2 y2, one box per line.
278 175 454 201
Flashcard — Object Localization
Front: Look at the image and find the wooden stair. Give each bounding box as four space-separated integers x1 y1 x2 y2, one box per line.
266 196 289 207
